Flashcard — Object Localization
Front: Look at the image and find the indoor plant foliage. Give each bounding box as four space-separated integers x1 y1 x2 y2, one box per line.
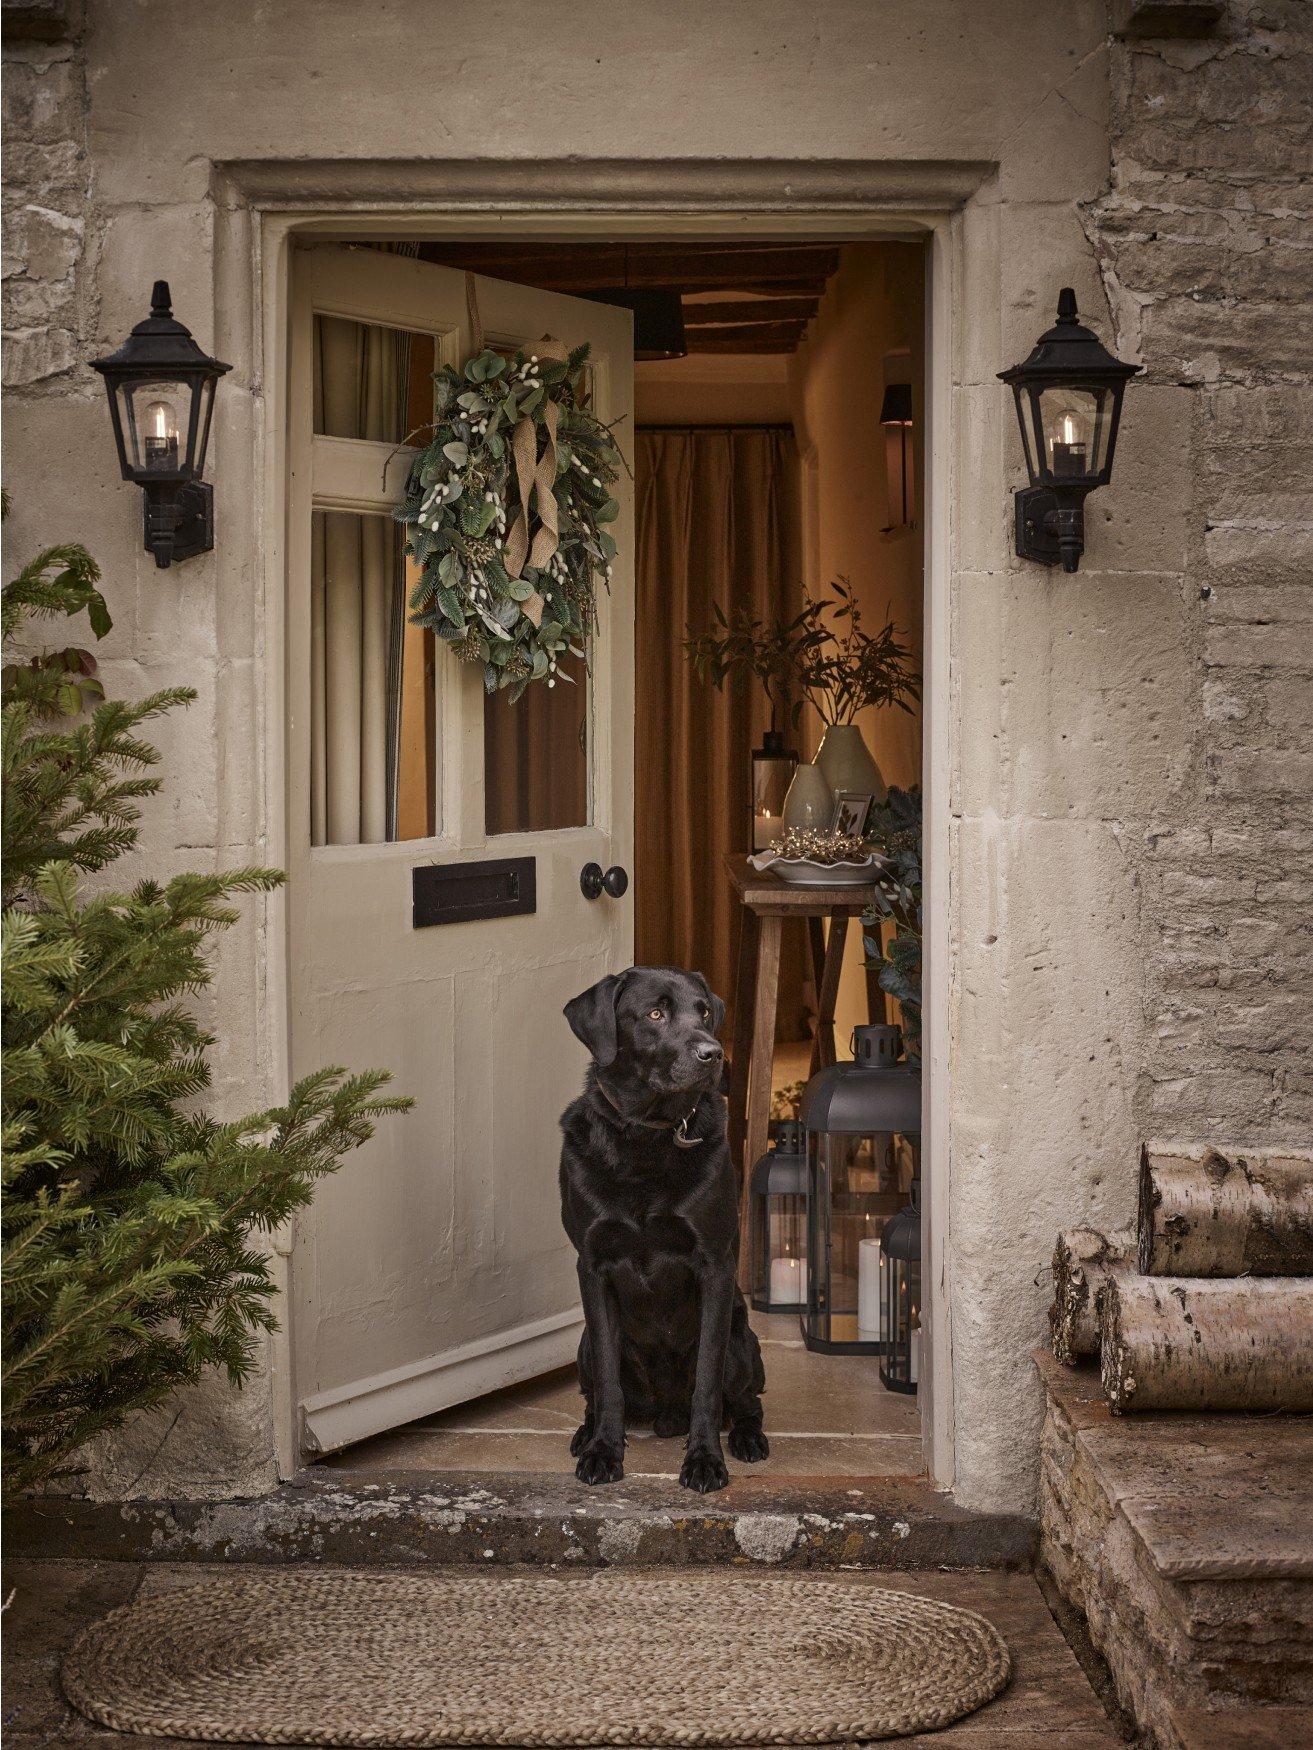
1 540 410 1498
683 577 920 730
862 785 922 1060
398 344 624 700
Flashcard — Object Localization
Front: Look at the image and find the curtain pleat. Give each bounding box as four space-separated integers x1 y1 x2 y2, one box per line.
310 315 410 847
635 428 808 1039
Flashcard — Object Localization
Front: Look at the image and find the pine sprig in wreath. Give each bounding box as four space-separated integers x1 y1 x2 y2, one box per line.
396 343 624 701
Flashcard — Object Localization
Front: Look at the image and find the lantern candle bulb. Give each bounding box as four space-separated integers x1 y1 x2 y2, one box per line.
143 401 179 471
1050 412 1086 478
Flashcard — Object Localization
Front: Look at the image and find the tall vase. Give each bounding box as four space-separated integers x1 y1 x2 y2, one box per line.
815 723 887 804
780 761 833 833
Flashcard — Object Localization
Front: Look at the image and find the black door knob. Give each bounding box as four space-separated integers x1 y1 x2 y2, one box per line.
581 862 629 900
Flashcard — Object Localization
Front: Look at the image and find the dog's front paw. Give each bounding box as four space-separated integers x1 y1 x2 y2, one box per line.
679 1443 730 1494
728 1423 770 1463
575 1439 624 1485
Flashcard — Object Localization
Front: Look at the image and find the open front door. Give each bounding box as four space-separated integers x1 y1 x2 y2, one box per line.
285 244 634 1458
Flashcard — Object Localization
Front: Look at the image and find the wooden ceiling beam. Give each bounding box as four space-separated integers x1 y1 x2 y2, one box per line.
683 320 808 352
681 296 819 324
682 334 801 354
415 243 839 291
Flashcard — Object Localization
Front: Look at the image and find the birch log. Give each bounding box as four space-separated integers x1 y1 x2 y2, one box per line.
1050 1227 1133 1363
1099 1273 1313 1413
1137 1144 1313 1276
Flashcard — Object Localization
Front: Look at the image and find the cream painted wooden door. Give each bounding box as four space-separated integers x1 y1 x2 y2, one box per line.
286 244 634 1457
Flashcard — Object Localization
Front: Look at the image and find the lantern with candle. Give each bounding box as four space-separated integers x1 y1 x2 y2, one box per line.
751 729 798 852
92 280 231 568
749 1119 808 1312
799 1023 920 1355
998 287 1140 574
879 1179 922 1393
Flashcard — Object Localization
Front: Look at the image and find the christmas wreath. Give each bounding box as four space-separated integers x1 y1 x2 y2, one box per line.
396 341 624 699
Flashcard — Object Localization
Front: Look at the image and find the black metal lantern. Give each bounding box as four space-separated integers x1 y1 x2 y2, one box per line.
92 281 231 568
879 1178 922 1394
998 287 1140 574
751 729 797 851
799 1023 920 1355
750 1119 808 1312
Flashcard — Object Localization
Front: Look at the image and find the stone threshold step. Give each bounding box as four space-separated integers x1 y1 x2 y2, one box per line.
8 1468 1035 1572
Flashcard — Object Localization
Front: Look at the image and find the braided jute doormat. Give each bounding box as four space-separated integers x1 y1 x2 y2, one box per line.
62 1568 1012 1746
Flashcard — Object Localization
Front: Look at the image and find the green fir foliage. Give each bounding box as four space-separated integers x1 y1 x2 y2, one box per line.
2 535 411 1498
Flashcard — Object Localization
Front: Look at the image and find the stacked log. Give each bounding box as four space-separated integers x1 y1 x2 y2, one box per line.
1050 1144 1313 1415
1137 1144 1313 1276
1100 1273 1313 1413
1049 1227 1133 1363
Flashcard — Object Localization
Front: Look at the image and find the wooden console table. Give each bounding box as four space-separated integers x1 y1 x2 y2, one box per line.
724 854 886 1288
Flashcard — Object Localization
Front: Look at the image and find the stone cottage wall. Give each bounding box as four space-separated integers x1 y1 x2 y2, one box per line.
2 0 1308 1511
1088 1 1313 1142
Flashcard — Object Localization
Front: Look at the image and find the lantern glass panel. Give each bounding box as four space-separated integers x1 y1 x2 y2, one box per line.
124 380 186 474
880 1252 922 1392
803 1129 903 1353
763 1192 807 1308
1037 385 1112 483
751 744 796 851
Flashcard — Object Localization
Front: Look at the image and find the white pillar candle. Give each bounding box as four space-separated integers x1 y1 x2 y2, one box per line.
858 1236 882 1334
754 812 778 849
770 1253 807 1304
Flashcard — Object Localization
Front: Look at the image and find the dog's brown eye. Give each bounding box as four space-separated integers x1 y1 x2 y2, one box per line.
699 1004 711 1021
648 1007 664 1021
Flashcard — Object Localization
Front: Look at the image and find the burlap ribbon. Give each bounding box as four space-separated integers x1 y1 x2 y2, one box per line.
464 274 570 628
503 340 570 627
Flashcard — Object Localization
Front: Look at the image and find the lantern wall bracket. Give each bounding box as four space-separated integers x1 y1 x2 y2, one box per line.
143 481 215 568
1014 486 1084 572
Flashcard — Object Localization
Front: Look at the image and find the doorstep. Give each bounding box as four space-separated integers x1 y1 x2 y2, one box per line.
1035 1349 1313 1750
7 1468 1034 1572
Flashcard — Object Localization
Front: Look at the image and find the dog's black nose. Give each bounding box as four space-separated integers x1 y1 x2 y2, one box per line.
695 1040 724 1063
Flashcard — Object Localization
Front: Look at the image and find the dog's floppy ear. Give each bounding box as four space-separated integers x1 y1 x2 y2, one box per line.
690 971 726 1035
564 971 628 1067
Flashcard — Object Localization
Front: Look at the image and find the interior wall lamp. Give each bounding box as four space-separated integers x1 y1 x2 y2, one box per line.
998 288 1140 573
92 282 231 569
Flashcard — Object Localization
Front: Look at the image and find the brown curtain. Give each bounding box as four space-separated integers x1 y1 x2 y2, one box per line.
635 427 809 1040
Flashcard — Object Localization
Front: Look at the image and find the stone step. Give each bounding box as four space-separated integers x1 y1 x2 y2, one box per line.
1036 1349 1313 1750
8 1468 1034 1572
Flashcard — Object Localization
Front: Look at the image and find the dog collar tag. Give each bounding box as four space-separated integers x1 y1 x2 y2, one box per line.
674 1114 703 1149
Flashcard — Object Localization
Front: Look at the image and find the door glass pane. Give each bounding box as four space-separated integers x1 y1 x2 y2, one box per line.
310 511 435 847
313 316 435 442
481 351 593 836
484 653 589 835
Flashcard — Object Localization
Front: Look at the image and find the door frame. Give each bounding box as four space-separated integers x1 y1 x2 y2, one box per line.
213 157 986 1489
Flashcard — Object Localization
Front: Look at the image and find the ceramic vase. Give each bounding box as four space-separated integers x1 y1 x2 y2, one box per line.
780 761 833 833
815 723 888 805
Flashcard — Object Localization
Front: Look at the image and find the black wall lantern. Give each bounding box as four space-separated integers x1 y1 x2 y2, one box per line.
92 281 231 568
998 288 1140 574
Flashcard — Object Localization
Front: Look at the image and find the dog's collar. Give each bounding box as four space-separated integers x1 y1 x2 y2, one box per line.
593 1078 705 1149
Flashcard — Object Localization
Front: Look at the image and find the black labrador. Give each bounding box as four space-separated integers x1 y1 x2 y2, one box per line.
559 966 768 1493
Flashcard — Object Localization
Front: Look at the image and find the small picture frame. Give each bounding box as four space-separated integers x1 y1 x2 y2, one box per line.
829 791 873 839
